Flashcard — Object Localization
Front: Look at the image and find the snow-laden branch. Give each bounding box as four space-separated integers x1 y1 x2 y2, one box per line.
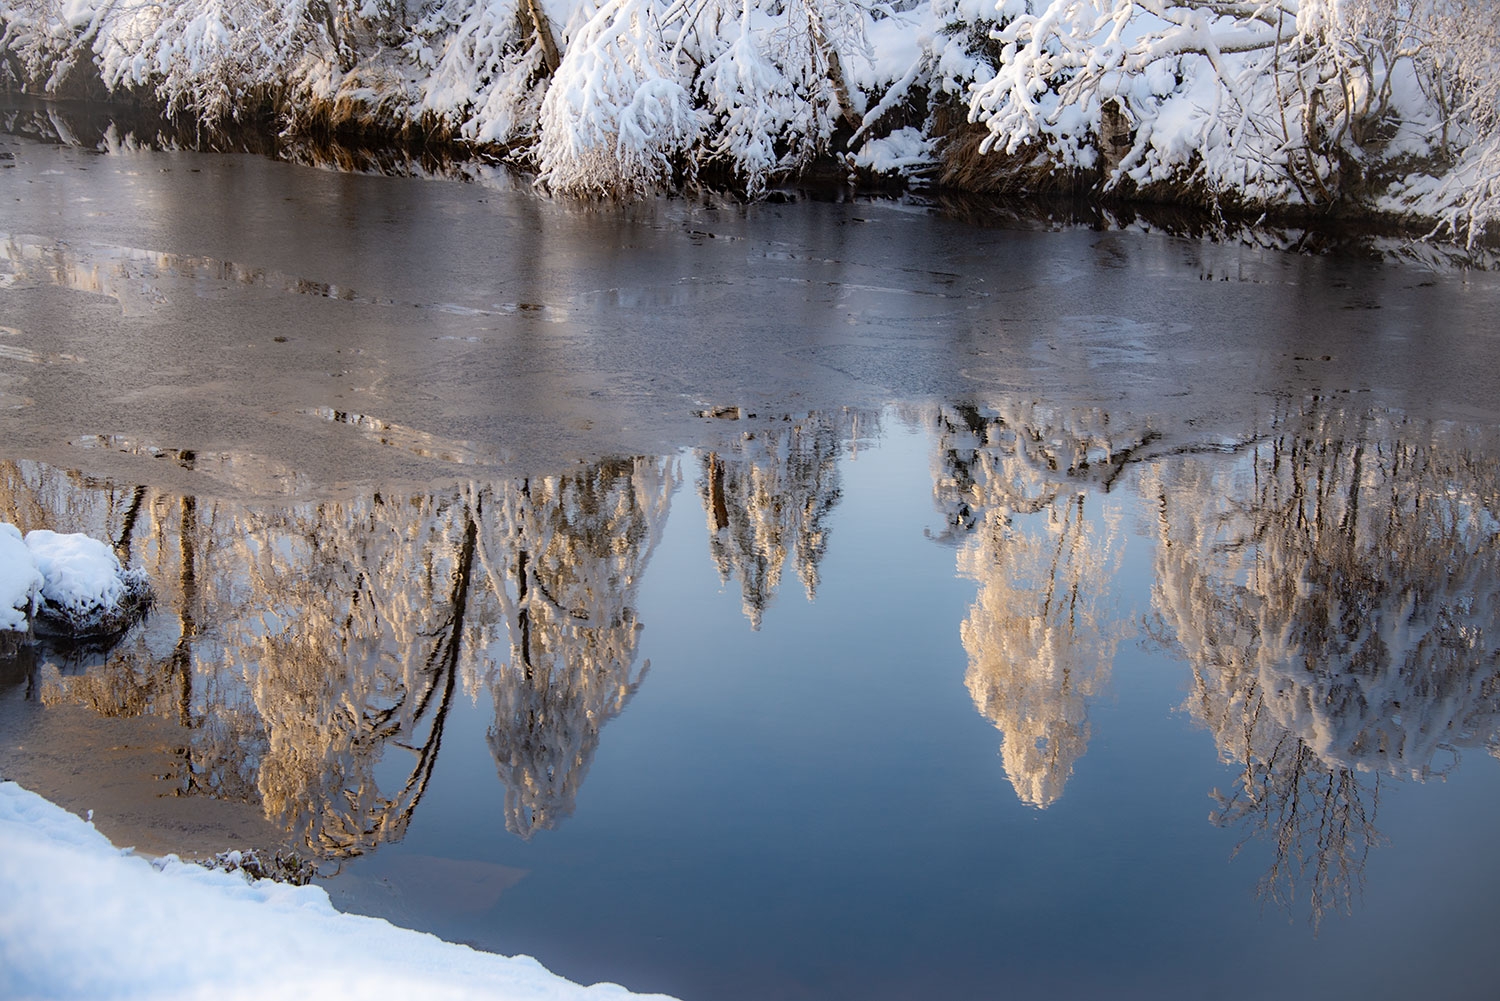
86 0 340 119
535 0 700 195
951 0 1493 236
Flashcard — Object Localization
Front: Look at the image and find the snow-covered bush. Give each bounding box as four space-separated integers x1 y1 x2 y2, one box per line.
957 0 1499 237
0 0 343 118
409 0 562 145
535 0 701 195
534 0 882 195
966 1 1322 203
92 0 345 120
699 8 797 194
0 0 100 93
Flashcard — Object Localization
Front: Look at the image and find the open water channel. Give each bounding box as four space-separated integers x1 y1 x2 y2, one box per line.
3 100 1500 1001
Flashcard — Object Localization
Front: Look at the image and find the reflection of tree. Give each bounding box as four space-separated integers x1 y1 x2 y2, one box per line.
3 454 677 857
1146 401 1500 926
928 402 1155 540
930 403 1138 807
960 495 1124 807
1211 728 1383 930
245 502 479 857
478 459 678 838
695 412 864 630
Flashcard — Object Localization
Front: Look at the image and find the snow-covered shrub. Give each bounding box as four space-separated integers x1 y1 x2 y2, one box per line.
697 2 810 194
409 0 562 145
759 0 871 158
958 0 1500 232
89 0 340 120
0 0 104 94
694 0 882 193
0 0 381 120
927 0 1004 98
535 0 882 195
965 1 1318 204
535 0 701 195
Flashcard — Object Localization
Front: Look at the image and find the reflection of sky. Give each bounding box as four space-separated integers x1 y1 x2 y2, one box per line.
4 404 1500 1001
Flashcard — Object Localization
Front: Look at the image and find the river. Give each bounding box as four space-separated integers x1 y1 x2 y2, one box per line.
3 102 1500 1001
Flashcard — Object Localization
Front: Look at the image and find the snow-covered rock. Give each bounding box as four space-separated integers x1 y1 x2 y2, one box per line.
0 523 44 633
0 523 150 637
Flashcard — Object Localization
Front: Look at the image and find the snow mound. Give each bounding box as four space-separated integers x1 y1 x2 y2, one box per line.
0 779 677 1001
0 523 44 632
0 524 150 636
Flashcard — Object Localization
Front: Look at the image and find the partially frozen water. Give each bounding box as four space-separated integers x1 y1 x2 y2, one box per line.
4 119 1500 1001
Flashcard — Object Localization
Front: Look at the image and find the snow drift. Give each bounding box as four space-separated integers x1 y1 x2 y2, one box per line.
0 778 679 1001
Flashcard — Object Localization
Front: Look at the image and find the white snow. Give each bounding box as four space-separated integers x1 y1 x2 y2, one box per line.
0 523 43 632
854 126 936 174
0 778 679 1001
24 530 132 623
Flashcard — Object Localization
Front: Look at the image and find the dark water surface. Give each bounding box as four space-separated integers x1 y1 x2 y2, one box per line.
3 120 1500 1001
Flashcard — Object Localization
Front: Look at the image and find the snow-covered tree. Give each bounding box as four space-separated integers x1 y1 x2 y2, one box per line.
409 0 563 145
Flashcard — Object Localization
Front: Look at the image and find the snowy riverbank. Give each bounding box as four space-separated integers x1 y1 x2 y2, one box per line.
0 779 678 1001
2 1 1497 240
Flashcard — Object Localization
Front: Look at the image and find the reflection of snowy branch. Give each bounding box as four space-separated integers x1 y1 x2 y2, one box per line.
252 514 477 858
927 402 1155 543
1210 712 1383 931
1148 399 1500 925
